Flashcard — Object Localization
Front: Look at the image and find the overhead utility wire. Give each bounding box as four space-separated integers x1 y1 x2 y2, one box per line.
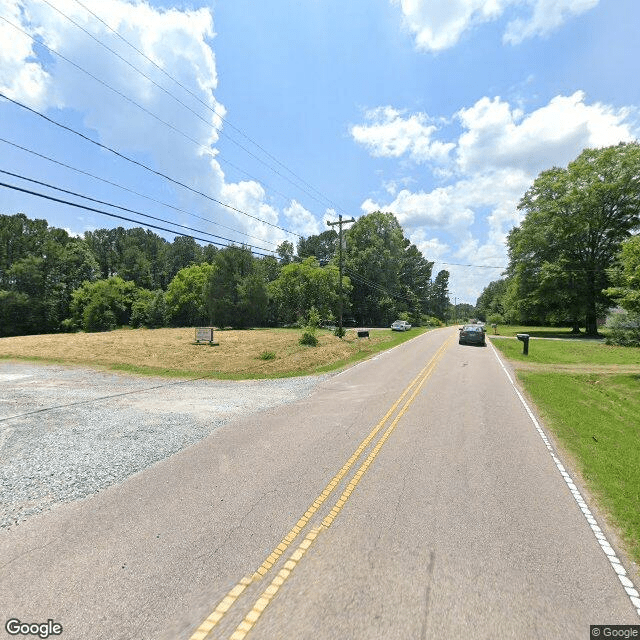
0 137 278 248
433 261 506 269
70 0 349 216
0 92 301 238
0 169 275 254
343 267 417 306
38 0 344 215
0 181 273 258
0 15 299 211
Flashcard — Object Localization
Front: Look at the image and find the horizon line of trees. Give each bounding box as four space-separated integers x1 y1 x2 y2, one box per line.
0 210 452 337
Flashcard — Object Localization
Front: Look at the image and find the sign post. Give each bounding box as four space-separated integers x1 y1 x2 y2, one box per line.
195 327 218 345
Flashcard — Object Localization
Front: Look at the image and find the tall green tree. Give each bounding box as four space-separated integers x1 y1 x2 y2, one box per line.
0 214 98 335
269 257 347 325
429 270 450 321
297 230 338 265
69 276 141 332
204 246 268 328
277 240 295 265
605 235 640 313
476 279 508 323
165 263 214 327
507 143 640 335
343 212 407 325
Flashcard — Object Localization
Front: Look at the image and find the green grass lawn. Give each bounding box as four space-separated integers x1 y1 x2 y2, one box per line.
490 325 610 340
518 371 640 563
491 334 640 365
492 328 640 564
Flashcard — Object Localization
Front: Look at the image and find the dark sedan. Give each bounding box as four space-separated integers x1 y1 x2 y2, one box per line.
459 324 486 346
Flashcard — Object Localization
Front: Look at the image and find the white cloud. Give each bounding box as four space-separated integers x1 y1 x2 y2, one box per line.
392 0 599 52
0 0 301 249
283 200 322 237
456 91 636 175
0 0 53 109
350 106 454 163
504 0 599 44
355 91 638 301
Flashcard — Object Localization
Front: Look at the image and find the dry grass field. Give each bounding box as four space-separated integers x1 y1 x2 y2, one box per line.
0 327 425 378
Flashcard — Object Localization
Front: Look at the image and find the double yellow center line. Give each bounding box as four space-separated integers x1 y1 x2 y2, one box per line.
189 333 454 640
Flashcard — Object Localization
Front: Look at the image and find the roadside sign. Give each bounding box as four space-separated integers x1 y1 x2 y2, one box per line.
195 327 217 345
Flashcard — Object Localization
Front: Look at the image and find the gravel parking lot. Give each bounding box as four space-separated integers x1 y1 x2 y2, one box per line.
0 362 329 528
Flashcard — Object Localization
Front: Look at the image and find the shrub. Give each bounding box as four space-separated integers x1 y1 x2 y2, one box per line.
300 305 320 346
605 309 640 347
299 330 318 346
421 315 442 327
258 350 276 360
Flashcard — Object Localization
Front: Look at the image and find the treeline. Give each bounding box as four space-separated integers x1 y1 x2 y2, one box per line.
475 142 640 344
0 210 450 336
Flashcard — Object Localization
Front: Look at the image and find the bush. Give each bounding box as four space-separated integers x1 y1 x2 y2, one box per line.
421 315 442 327
299 305 320 346
299 330 318 346
605 309 640 347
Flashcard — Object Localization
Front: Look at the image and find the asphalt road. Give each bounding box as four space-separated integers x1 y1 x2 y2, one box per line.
1 327 639 640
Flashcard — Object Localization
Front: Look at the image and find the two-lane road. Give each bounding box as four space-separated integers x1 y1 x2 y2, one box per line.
1 327 638 639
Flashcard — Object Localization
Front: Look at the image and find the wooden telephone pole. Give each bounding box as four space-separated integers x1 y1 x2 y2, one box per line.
327 214 355 336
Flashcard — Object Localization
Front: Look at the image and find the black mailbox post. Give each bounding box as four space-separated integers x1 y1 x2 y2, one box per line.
516 333 530 355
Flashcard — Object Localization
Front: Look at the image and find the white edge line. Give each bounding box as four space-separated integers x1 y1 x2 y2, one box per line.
489 340 640 618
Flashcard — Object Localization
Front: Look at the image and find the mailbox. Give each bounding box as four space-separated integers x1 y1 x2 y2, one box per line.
516 333 530 355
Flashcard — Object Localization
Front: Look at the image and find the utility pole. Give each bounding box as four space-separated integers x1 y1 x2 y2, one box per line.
327 214 355 336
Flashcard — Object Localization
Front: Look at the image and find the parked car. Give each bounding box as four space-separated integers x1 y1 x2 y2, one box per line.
391 320 412 331
459 324 486 346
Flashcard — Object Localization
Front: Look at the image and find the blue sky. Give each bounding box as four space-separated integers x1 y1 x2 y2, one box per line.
1 0 639 303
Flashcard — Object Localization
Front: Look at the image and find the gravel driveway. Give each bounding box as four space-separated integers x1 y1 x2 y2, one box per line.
0 362 329 528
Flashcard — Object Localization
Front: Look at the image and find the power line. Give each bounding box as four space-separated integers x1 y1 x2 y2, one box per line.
343 267 418 306
69 0 350 216
0 169 276 254
32 1 346 215
0 137 279 248
0 180 273 257
432 261 507 269
0 92 302 237
0 13 301 209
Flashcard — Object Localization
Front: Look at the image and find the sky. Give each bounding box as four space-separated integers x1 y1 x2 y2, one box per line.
1 0 639 304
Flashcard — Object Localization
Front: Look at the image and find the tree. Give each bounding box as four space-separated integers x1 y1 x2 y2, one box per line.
297 230 338 265
277 240 295 265
605 235 640 313
269 257 347 325
165 263 214 326
204 246 268 328
507 143 640 335
0 214 98 335
70 277 140 332
166 236 203 281
476 279 508 322
343 212 407 325
429 270 450 321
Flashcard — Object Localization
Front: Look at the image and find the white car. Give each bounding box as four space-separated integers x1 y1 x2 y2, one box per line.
391 320 412 331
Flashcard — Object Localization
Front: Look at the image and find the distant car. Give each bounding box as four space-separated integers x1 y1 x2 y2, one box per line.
459 324 486 346
391 320 412 331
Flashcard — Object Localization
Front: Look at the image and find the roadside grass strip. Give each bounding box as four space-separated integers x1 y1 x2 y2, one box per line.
490 344 640 618
516 372 640 566
188 335 454 640
491 335 640 366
